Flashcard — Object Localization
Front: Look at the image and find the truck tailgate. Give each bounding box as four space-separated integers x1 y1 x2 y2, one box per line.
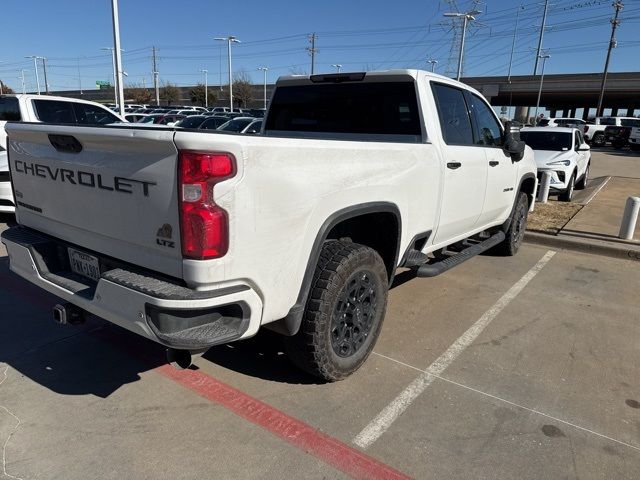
5 123 184 279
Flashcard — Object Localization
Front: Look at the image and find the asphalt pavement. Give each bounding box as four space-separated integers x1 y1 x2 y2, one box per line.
0 149 639 480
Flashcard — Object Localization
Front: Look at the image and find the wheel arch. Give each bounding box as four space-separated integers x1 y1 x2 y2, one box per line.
265 202 402 336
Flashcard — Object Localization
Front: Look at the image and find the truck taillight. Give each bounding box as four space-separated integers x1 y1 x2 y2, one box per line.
178 150 236 259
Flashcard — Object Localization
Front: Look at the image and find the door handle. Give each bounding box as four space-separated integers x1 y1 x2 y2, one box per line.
489 161 499 167
447 162 462 170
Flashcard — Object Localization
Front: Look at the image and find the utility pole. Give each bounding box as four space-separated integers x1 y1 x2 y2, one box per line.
110 0 126 118
20 69 26 94
307 33 318 74
152 47 160 106
77 57 83 95
443 10 481 81
25 56 41 94
535 53 551 120
201 69 208 107
41 58 50 94
597 0 624 116
507 5 525 82
258 67 268 109
527 0 550 120
102 47 118 106
427 59 438 72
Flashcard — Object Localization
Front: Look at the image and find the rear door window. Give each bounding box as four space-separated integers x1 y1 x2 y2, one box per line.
0 97 21 121
431 83 474 145
265 80 422 142
33 99 76 123
73 103 120 125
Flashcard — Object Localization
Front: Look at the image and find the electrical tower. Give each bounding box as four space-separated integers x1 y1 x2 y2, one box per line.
441 0 483 78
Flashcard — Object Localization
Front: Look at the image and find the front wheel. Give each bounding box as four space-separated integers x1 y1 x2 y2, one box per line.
576 163 589 190
592 132 605 147
559 172 576 202
284 241 389 382
493 192 529 256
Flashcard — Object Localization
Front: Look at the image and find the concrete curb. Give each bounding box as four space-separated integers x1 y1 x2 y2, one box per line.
524 231 640 262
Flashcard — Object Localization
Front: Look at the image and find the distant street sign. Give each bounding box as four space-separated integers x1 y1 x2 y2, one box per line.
96 80 111 90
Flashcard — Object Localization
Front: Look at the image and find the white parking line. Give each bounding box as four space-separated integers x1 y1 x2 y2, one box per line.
353 249 556 449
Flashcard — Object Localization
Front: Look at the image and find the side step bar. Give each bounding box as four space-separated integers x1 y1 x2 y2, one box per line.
415 231 505 278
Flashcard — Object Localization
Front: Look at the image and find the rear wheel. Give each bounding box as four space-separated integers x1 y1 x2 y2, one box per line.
576 163 589 190
284 241 388 382
559 172 575 202
630 144 640 152
592 132 605 147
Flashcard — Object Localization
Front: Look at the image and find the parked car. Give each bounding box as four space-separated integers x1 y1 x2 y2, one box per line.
167 109 201 116
628 126 640 152
198 116 228 130
0 94 125 151
604 118 640 149
124 113 150 123
521 127 590 202
174 115 208 129
0 150 13 213
244 119 263 134
584 116 639 146
217 116 259 133
538 117 586 128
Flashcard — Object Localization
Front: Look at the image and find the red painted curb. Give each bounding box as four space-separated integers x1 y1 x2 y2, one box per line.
0 272 412 480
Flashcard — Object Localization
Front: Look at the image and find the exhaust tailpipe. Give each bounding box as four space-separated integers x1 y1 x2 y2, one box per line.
166 348 192 370
52 303 86 326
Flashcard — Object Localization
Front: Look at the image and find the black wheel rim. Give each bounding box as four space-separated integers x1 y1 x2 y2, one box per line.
513 202 526 246
331 270 378 358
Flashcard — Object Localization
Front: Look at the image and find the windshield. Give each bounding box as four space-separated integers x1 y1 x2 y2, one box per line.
621 119 640 127
176 116 206 128
598 117 616 125
139 115 161 123
520 131 572 151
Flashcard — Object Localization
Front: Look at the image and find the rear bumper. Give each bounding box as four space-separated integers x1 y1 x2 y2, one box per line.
1 227 263 349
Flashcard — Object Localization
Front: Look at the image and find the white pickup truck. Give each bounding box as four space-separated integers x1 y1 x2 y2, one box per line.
583 116 639 147
1 70 537 381
0 94 124 151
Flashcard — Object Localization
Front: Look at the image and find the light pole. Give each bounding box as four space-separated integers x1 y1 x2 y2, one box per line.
332 64 342 73
201 69 208 107
427 59 438 72
40 57 50 95
25 56 41 94
20 69 26 94
443 10 481 81
101 47 118 106
597 0 624 116
257 67 268 109
110 0 126 117
535 54 550 121
214 36 241 111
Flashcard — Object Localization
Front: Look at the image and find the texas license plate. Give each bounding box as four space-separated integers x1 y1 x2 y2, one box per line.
68 248 100 282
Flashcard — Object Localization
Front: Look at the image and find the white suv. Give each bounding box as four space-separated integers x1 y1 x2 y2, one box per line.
538 117 586 128
521 127 591 202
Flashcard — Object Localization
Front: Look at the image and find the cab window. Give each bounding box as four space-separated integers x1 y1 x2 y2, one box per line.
466 92 503 147
431 83 474 145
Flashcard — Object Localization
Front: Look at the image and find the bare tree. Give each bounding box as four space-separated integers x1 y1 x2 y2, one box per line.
232 70 253 108
160 82 181 105
125 83 152 104
0 80 15 94
189 83 217 107
289 66 308 76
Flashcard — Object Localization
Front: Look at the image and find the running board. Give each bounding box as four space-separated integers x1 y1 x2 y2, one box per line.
415 231 505 278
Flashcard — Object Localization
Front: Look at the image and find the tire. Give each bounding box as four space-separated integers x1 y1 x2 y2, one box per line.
493 192 528 256
284 241 389 381
559 172 575 202
612 141 624 150
630 144 640 152
592 132 605 147
576 163 589 190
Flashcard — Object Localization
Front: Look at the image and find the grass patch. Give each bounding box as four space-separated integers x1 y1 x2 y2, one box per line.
527 201 583 235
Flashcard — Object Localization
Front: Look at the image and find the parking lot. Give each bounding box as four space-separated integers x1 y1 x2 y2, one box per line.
1 150 638 480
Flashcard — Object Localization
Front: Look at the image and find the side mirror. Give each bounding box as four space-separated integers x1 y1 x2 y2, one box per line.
578 144 590 151
502 121 526 162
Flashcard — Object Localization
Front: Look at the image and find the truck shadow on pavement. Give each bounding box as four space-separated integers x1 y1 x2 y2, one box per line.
0 260 318 398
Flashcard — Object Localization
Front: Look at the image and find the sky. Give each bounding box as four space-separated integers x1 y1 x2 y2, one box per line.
1 0 639 93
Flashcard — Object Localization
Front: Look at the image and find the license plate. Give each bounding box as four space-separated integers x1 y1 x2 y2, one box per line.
68 248 101 282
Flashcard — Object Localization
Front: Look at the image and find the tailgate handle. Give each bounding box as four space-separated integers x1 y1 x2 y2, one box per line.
48 134 83 153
